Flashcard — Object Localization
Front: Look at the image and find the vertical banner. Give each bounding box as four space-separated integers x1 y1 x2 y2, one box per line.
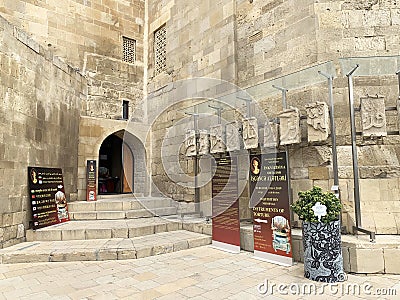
249 152 293 266
86 160 97 201
28 167 70 229
211 155 240 253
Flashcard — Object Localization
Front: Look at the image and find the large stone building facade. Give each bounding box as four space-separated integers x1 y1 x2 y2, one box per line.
1 0 400 248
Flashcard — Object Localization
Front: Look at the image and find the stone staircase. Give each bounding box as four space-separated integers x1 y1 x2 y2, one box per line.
68 195 179 220
0 195 211 264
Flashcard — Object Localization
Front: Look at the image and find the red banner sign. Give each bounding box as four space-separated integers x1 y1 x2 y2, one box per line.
212 155 240 253
250 152 293 266
28 167 70 229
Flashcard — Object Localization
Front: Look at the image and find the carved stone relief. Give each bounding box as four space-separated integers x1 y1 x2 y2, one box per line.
242 117 259 149
185 130 196 157
305 101 330 142
210 124 226 154
361 96 387 137
198 130 210 155
226 121 240 152
278 107 301 145
263 121 279 148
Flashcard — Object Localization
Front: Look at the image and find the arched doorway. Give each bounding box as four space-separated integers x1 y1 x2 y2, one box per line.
98 131 134 194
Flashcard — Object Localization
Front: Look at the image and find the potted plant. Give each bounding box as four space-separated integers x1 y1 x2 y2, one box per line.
291 186 346 283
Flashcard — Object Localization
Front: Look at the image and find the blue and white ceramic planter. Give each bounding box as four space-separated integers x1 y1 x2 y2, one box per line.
302 220 346 283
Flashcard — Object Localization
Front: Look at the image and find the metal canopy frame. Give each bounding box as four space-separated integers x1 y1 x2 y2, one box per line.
176 57 400 241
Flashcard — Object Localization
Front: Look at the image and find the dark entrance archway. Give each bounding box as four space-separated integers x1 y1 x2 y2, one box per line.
98 131 133 194
98 130 146 195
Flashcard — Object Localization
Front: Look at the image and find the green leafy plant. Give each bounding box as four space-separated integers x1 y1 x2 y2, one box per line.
291 186 341 224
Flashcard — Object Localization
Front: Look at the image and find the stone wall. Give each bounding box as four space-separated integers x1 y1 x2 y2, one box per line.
236 0 400 87
0 16 85 248
0 0 145 70
147 0 238 210
83 53 145 121
236 0 318 87
0 0 145 123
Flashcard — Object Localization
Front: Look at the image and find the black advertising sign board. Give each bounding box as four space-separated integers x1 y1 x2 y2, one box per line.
211 155 240 253
249 152 293 266
86 160 97 201
28 167 70 229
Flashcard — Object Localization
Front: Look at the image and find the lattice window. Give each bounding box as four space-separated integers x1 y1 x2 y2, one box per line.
154 25 167 75
123 36 136 64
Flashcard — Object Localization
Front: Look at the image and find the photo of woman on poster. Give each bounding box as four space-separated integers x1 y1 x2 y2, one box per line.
251 157 261 175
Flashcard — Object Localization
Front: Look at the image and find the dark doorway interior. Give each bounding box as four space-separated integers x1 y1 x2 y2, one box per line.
98 134 123 194
98 132 135 195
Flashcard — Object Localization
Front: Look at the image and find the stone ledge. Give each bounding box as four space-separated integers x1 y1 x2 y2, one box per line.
240 224 400 275
0 231 211 264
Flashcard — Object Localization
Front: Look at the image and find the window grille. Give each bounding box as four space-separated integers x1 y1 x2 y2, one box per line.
123 36 136 64
122 101 129 120
154 25 167 75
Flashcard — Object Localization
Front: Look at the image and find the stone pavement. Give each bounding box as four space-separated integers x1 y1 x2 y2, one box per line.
0 246 399 300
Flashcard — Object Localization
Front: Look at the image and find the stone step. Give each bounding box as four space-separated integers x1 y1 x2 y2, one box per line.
97 193 144 199
26 218 182 242
0 231 212 264
68 197 177 213
69 207 178 220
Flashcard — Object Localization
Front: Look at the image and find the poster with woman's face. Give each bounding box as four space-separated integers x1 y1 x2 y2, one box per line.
251 157 261 175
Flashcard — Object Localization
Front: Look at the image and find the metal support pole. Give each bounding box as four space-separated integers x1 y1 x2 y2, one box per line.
318 71 340 198
346 65 375 242
237 96 253 118
272 85 288 109
346 65 361 229
186 112 200 214
272 85 294 225
208 105 223 125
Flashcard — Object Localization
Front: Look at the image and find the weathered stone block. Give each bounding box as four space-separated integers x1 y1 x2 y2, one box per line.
308 166 330 180
117 249 137 260
210 124 226 154
85 229 112 240
71 212 97 220
112 228 129 238
185 130 196 156
349 248 384 273
26 229 62 242
198 130 210 155
225 121 241 151
97 250 118 261
263 121 279 148
96 211 126 220
278 107 301 145
135 246 152 259
361 95 387 137
342 246 350 273
383 248 400 274
129 226 154 237
152 243 174 255
305 101 330 142
242 117 259 149
61 229 85 241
